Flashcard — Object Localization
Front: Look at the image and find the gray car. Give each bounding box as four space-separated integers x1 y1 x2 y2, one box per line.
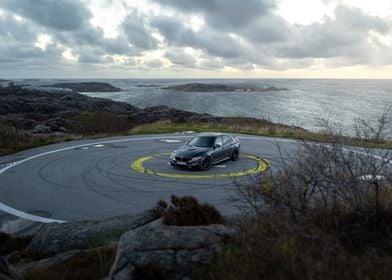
169 132 240 170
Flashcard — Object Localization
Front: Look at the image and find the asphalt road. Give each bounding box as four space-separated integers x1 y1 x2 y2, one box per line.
0 133 301 225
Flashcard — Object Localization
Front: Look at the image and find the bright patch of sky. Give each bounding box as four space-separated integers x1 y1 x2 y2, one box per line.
278 0 391 24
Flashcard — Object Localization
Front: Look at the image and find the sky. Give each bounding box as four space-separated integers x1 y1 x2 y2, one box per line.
0 0 391 79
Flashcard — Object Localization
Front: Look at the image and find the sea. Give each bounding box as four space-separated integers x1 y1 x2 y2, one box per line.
19 78 392 136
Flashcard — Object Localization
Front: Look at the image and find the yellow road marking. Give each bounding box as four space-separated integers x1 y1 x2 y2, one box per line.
131 154 268 179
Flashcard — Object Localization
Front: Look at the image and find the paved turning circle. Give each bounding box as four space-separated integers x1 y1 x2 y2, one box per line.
0 134 300 222
131 153 269 179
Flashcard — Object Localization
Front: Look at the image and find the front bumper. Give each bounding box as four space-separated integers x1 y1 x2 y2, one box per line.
169 158 201 168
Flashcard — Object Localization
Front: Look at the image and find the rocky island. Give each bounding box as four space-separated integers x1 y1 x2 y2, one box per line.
162 82 287 92
43 82 123 92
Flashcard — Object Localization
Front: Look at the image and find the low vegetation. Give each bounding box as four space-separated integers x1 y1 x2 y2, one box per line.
198 114 392 280
0 122 58 155
129 118 392 149
1 109 391 156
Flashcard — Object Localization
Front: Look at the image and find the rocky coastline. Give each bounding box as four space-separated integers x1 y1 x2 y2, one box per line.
42 82 123 92
162 82 287 92
0 83 219 137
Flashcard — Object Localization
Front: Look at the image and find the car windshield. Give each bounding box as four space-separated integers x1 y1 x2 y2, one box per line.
188 136 216 148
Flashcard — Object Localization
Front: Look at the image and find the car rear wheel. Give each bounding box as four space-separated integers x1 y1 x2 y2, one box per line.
231 149 239 161
200 157 212 171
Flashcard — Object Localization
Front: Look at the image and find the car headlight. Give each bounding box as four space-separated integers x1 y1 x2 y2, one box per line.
170 153 176 160
190 156 202 162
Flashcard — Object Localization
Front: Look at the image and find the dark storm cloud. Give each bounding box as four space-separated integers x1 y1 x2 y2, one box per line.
150 16 244 58
0 14 62 67
151 0 275 31
165 48 196 67
0 0 91 30
122 10 159 50
53 25 134 55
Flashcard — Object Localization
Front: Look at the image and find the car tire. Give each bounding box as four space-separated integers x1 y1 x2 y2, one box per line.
200 157 212 171
231 149 239 161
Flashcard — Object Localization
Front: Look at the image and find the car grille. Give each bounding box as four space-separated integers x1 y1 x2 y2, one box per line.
175 156 190 162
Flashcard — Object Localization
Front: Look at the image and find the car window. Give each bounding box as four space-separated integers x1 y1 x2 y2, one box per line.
215 136 223 146
188 136 215 147
222 135 231 145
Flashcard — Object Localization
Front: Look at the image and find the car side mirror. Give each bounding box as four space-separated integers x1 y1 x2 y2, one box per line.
214 144 221 149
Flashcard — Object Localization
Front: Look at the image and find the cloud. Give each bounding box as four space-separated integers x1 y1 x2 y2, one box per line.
151 0 275 31
0 0 391 77
165 48 197 67
150 16 245 59
122 10 159 50
0 0 91 30
277 5 392 65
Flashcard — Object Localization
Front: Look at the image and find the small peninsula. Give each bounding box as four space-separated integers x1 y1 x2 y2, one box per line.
162 82 287 92
43 82 123 92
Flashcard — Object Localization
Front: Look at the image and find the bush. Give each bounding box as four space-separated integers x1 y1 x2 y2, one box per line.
160 195 223 226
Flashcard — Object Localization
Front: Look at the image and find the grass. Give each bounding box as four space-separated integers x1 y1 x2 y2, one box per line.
129 119 392 149
0 122 81 156
1 116 391 157
85 229 125 248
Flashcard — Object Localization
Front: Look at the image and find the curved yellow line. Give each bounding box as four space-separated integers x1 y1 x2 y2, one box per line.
131 154 269 179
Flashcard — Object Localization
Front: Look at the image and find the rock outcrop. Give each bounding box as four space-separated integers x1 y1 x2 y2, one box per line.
43 82 123 92
28 211 159 255
109 219 236 280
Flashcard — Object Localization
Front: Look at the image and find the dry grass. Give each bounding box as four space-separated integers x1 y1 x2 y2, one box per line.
0 122 58 155
200 208 392 280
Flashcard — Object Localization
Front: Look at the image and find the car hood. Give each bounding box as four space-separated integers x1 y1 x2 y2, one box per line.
174 145 211 158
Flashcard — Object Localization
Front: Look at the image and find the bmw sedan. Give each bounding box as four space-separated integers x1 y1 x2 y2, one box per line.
169 132 240 170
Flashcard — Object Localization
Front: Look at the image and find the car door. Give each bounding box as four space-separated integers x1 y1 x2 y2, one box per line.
222 135 234 158
211 136 224 163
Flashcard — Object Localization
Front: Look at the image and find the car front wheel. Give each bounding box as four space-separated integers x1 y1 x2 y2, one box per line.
231 149 239 161
200 157 212 171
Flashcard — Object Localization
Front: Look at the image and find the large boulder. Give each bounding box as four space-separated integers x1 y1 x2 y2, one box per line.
109 219 236 280
28 211 159 255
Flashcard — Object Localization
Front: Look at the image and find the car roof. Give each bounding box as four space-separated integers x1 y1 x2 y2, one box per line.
197 132 228 137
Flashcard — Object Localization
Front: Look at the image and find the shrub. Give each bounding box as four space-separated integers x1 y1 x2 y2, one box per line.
162 195 223 226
